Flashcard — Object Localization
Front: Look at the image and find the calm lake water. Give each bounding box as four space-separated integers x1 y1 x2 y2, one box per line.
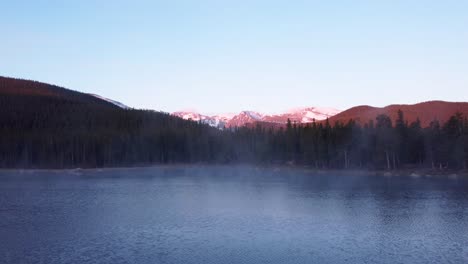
1 166 467 264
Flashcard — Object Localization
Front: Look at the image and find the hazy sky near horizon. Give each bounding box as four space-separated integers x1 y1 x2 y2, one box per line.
1 1 467 113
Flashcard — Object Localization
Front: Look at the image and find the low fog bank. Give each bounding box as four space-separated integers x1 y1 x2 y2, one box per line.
1 165 467 181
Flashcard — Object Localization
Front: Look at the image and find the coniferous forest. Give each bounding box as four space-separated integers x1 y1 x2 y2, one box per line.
1 77 468 170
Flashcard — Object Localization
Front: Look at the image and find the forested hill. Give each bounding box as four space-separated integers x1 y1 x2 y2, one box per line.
0 76 227 168
328 101 468 128
0 76 120 107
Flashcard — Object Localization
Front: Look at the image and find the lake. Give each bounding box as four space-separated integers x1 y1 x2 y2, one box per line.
1 166 467 264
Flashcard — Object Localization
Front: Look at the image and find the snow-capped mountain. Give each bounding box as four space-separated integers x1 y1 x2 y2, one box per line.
172 111 232 128
279 107 342 123
227 111 264 127
172 107 341 128
90 94 130 109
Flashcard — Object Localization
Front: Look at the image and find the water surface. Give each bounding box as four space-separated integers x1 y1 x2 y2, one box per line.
1 167 467 263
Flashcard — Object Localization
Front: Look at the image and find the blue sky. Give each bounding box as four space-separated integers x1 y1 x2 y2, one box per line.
1 1 467 113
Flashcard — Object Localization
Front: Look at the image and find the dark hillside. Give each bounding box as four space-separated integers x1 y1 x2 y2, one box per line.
0 76 118 107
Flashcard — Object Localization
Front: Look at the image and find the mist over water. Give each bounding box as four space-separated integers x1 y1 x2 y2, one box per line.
1 166 467 264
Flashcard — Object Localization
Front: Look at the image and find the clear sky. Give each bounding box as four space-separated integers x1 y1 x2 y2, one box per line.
1 1 467 113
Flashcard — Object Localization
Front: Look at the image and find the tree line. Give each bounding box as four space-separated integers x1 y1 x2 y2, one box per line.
1 92 467 169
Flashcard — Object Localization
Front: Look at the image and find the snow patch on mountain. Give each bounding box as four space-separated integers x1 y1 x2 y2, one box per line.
286 107 342 122
90 94 130 109
214 113 237 120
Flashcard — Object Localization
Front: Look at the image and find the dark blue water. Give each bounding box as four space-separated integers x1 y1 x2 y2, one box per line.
1 166 467 264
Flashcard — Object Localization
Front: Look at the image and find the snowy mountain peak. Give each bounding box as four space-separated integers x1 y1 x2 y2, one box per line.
239 111 264 120
287 107 341 116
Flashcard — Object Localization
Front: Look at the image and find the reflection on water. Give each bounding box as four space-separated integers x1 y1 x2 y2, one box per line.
0 166 467 264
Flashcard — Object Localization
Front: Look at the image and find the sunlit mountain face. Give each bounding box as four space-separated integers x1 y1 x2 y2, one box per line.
328 101 468 128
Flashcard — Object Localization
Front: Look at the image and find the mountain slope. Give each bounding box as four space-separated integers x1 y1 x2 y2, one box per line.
328 101 468 127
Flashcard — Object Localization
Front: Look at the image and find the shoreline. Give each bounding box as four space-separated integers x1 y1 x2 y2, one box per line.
0 164 467 178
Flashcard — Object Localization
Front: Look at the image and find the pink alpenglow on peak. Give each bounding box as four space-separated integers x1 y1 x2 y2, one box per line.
171 111 229 128
172 107 341 128
226 111 265 127
284 107 342 123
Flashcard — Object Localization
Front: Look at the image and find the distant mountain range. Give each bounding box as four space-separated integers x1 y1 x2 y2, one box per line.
172 107 341 128
174 102 468 129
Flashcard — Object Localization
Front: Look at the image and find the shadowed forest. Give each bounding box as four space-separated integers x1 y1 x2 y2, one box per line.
1 77 468 169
